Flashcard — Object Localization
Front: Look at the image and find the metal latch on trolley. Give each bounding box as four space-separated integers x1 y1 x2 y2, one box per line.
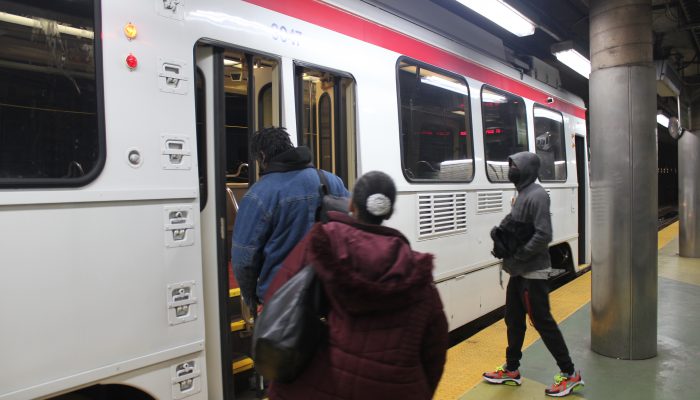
161 136 191 170
167 281 198 325
170 358 202 399
163 139 189 164
163 0 182 12
158 59 188 94
164 206 194 247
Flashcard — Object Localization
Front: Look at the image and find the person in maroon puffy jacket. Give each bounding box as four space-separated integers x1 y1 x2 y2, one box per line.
264 171 448 400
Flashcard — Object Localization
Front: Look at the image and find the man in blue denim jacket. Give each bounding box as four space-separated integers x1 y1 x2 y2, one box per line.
232 127 349 307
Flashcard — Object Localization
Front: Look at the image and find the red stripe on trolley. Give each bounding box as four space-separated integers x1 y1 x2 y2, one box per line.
244 0 587 119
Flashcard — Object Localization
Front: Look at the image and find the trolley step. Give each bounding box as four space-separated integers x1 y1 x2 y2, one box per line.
231 319 246 332
232 357 254 375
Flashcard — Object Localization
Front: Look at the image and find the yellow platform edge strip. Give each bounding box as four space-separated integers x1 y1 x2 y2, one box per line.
658 221 678 249
434 221 679 400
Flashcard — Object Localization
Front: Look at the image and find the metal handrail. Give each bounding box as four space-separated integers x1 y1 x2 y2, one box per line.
226 187 239 213
226 162 249 179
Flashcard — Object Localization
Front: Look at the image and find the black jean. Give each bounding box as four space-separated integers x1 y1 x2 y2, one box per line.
505 275 574 374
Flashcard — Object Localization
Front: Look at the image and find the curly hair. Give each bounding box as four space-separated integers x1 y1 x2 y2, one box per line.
250 126 294 162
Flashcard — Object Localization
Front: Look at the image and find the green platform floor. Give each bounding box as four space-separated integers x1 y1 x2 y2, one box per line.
461 236 700 400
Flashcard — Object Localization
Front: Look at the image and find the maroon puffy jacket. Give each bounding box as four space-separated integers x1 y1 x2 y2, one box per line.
264 212 448 400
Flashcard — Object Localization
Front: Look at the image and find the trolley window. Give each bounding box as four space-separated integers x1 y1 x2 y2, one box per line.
0 0 104 187
258 83 273 129
397 59 474 182
481 86 527 182
295 64 357 187
534 105 567 181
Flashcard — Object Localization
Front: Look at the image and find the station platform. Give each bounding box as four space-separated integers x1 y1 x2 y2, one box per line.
435 221 699 399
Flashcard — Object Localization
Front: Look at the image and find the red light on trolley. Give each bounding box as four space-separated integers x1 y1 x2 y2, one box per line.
126 54 138 70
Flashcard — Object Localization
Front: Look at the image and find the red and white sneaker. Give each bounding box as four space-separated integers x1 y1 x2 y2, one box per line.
482 365 522 386
545 370 584 397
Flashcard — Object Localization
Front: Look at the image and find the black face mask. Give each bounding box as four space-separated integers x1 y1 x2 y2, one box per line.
508 166 520 184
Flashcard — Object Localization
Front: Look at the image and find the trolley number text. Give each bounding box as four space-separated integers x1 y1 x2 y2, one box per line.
271 23 302 46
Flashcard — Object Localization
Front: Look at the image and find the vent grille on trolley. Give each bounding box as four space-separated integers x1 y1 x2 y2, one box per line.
417 192 467 239
476 191 503 214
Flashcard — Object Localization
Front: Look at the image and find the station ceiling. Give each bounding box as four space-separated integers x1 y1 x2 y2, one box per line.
362 0 700 110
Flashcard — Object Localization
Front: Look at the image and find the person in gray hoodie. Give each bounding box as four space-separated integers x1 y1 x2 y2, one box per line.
483 151 584 397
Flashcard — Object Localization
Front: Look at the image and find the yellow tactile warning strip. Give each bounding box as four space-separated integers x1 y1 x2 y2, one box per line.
434 272 591 400
656 221 700 287
435 222 680 399
658 221 678 249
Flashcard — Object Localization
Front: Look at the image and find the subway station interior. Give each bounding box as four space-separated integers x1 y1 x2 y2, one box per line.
1 1 700 400
369 1 698 399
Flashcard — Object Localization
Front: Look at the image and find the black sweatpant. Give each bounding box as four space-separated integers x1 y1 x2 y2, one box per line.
505 275 574 374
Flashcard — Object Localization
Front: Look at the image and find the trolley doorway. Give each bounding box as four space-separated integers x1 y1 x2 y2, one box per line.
195 42 281 399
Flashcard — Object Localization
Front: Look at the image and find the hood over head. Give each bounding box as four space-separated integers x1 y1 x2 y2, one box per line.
307 212 435 315
508 151 540 191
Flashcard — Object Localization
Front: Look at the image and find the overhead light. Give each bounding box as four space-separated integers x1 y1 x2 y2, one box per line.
456 0 536 37
657 111 670 128
302 74 320 82
554 49 591 78
224 58 242 68
655 60 681 97
534 107 563 122
552 41 590 79
481 91 508 103
421 75 470 96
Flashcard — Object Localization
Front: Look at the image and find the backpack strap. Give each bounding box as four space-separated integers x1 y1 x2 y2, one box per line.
316 168 330 195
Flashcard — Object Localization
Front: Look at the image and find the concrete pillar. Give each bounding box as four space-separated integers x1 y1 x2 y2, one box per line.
679 101 700 257
589 0 657 359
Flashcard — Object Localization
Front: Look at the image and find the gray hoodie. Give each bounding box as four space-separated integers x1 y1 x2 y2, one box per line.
501 151 552 277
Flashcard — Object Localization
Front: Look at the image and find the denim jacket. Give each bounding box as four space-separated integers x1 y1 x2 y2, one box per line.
232 166 349 306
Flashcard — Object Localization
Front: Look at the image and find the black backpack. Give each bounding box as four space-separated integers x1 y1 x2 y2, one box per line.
314 169 349 222
252 265 328 383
